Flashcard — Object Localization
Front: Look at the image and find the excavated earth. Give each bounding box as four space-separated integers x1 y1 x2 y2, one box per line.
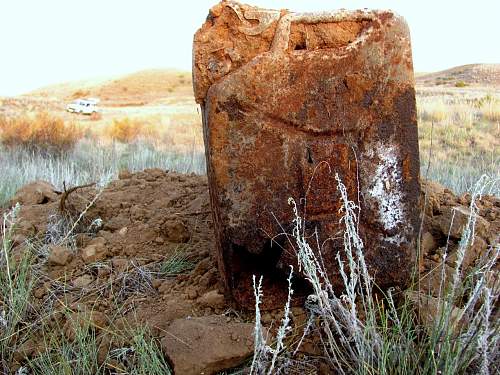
2 169 499 374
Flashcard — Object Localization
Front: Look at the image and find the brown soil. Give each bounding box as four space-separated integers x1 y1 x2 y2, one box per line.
2 170 499 374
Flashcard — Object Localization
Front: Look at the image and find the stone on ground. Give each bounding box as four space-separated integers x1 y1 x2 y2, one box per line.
10 180 59 206
161 315 253 375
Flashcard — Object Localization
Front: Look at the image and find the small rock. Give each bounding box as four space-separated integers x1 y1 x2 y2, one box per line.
446 236 488 270
420 259 454 296
186 286 199 300
407 291 464 333
97 266 111 278
81 240 108 263
197 290 225 309
161 315 254 375
118 170 132 179
438 206 490 239
192 258 211 277
159 279 175 294
422 180 446 216
261 312 273 324
420 232 437 257
73 274 94 288
64 310 108 341
89 237 106 246
88 310 108 328
162 220 190 243
13 339 37 361
152 279 163 289
111 257 129 271
34 287 46 299
97 334 111 365
199 269 218 288
47 245 73 266
10 180 58 206
118 227 128 236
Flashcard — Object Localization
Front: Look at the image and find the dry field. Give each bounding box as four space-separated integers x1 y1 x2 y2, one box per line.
417 89 499 193
0 66 499 374
1 67 499 204
0 70 205 204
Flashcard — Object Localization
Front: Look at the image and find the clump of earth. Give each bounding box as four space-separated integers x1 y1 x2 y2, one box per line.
2 169 498 374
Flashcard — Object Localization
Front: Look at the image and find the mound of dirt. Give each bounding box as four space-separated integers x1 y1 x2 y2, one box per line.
416 63 500 88
3 170 499 374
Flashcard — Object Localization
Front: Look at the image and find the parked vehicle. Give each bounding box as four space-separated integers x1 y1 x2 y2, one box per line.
66 98 100 115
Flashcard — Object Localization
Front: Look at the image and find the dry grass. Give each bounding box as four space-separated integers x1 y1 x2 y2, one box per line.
98 113 203 152
251 175 499 374
479 96 500 122
0 112 83 153
105 117 159 143
417 92 500 192
0 206 171 374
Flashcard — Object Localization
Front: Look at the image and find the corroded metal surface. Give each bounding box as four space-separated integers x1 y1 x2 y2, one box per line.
193 1 420 309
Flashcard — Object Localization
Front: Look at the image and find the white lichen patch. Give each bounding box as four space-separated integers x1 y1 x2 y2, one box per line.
368 145 405 231
383 233 406 246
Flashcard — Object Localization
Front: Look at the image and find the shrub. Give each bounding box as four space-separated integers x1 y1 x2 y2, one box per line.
70 89 91 99
106 117 158 143
417 99 450 123
455 81 468 88
89 111 102 122
0 205 37 363
478 96 500 122
0 112 82 153
251 174 499 374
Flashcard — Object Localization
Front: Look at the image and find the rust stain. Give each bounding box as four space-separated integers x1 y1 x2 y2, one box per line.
194 1 421 310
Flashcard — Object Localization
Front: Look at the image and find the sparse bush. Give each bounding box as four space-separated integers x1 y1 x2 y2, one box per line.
27 313 171 374
418 99 450 122
0 139 206 206
0 112 83 153
89 111 102 122
106 117 159 143
251 175 499 374
478 96 500 122
71 89 91 99
0 205 37 366
159 248 194 277
455 81 468 87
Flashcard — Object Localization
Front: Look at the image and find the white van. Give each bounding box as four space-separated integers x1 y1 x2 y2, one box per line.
66 98 100 115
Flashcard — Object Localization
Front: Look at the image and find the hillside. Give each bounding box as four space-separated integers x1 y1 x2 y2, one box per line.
24 64 500 105
27 69 194 106
416 63 500 88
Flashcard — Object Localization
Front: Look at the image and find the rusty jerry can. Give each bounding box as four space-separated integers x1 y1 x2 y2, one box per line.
193 1 420 309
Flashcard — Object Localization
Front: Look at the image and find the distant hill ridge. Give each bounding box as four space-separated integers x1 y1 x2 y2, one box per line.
416 63 500 88
27 69 193 106
25 64 500 103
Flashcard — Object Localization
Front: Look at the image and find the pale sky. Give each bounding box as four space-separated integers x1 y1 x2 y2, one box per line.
0 0 499 96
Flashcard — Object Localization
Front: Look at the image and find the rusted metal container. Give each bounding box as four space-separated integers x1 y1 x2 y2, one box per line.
193 1 420 309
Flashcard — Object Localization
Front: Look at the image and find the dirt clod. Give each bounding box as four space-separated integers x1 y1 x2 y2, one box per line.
47 244 73 266
81 239 108 263
197 289 226 309
10 180 59 206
